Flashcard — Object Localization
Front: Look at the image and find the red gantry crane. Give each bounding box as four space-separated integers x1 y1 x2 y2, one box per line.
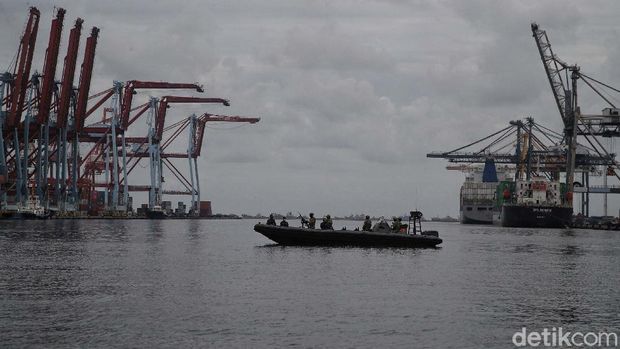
1 7 40 206
34 8 66 203
80 81 205 212
122 95 230 210
2 7 261 218
124 110 259 215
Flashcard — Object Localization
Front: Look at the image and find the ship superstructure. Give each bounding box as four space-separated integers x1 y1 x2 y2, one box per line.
429 118 614 227
501 176 572 227
459 160 513 224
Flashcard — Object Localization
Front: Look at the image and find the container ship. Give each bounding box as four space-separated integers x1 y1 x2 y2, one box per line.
500 177 572 228
459 159 512 224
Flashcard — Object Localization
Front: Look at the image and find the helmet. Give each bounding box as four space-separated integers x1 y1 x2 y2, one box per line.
326 214 330 218
393 217 398 221
309 213 314 217
269 214 274 218
365 215 370 219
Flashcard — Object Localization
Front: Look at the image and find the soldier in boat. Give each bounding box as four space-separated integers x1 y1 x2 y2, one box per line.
320 215 333 230
325 215 333 229
362 215 372 231
280 217 289 227
391 217 407 232
392 217 401 231
308 213 316 229
266 214 276 225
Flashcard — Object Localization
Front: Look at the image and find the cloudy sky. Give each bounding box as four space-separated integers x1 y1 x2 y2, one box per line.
1 0 619 217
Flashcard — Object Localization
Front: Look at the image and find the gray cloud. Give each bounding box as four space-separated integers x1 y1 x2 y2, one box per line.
1 0 619 216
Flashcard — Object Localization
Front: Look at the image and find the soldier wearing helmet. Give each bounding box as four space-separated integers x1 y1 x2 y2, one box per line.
362 215 372 231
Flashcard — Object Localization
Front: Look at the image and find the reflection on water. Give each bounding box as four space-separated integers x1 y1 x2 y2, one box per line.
560 245 581 256
514 243 539 253
187 219 202 240
146 220 165 242
0 220 618 348
561 229 577 237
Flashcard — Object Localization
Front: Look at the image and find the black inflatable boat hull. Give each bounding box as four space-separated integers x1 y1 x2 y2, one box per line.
254 224 442 248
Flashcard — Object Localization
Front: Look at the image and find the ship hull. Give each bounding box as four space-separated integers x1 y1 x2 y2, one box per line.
461 214 493 225
460 205 495 224
501 205 572 228
145 210 167 219
0 213 50 220
15 212 51 219
254 224 442 248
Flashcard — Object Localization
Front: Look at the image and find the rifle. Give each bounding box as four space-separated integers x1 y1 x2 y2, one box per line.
298 212 309 227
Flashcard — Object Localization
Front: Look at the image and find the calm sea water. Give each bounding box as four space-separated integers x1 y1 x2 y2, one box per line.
0 219 618 348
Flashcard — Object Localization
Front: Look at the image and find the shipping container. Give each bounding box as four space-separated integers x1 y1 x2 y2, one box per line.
199 201 212 217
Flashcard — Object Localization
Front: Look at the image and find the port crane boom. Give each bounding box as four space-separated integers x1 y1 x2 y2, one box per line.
74 27 100 132
6 7 40 129
531 23 581 195
120 81 204 130
427 118 613 174
1 8 260 218
532 23 620 215
531 23 577 127
37 8 65 125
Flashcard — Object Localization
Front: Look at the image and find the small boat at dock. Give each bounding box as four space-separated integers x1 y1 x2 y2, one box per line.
1 195 51 220
145 205 168 219
254 211 442 248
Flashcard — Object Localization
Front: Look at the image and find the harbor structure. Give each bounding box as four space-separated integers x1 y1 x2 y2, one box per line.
428 118 615 225
429 22 620 222
0 7 259 218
